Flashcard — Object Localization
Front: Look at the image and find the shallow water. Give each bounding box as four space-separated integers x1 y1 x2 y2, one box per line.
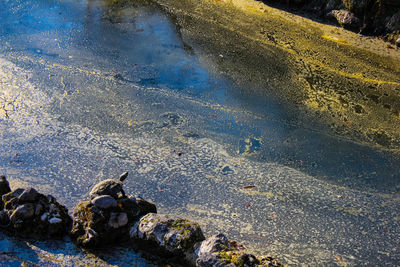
0 0 399 265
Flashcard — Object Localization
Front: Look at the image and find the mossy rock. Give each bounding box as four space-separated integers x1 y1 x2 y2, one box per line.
0 187 71 238
71 195 154 248
130 213 205 258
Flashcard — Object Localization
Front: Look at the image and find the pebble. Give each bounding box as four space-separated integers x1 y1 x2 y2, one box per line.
91 195 117 209
41 212 49 221
396 38 400 47
108 212 128 228
49 217 62 224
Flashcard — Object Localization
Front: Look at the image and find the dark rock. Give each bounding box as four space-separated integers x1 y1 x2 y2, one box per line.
386 11 400 32
71 194 153 248
108 212 128 228
130 213 205 258
1 188 71 238
2 188 24 205
0 176 11 209
10 203 35 223
18 188 39 203
91 195 118 209
0 210 10 226
135 197 157 216
328 9 360 29
0 176 11 196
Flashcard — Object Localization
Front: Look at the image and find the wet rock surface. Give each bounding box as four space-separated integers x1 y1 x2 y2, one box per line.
0 182 71 238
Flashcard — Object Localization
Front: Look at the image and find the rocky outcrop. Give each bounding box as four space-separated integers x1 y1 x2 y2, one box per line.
71 173 156 248
0 174 282 266
130 215 281 267
0 185 71 238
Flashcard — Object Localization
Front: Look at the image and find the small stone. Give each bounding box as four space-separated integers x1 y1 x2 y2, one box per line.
49 217 62 224
91 195 118 209
41 212 49 221
396 38 400 48
18 188 39 203
10 203 35 223
328 10 360 29
117 212 128 227
108 212 128 228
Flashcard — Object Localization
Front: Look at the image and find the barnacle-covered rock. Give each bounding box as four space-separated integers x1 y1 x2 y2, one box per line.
130 213 205 259
0 187 71 238
71 195 155 248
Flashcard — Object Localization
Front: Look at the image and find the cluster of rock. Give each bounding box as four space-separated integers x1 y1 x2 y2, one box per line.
269 0 400 45
0 176 71 238
0 173 281 266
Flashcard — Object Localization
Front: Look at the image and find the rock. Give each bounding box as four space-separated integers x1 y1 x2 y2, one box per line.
194 234 282 267
49 217 62 224
35 203 43 216
91 195 118 209
10 203 35 223
2 188 24 208
386 11 400 32
194 234 236 267
18 187 39 203
108 212 128 228
0 176 11 195
71 194 152 248
135 197 157 216
89 171 128 199
196 233 230 254
0 176 11 209
1 188 71 238
396 38 400 48
328 9 360 29
130 213 205 258
0 210 10 226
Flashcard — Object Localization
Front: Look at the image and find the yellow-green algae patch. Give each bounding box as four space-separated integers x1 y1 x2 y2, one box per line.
146 0 400 150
